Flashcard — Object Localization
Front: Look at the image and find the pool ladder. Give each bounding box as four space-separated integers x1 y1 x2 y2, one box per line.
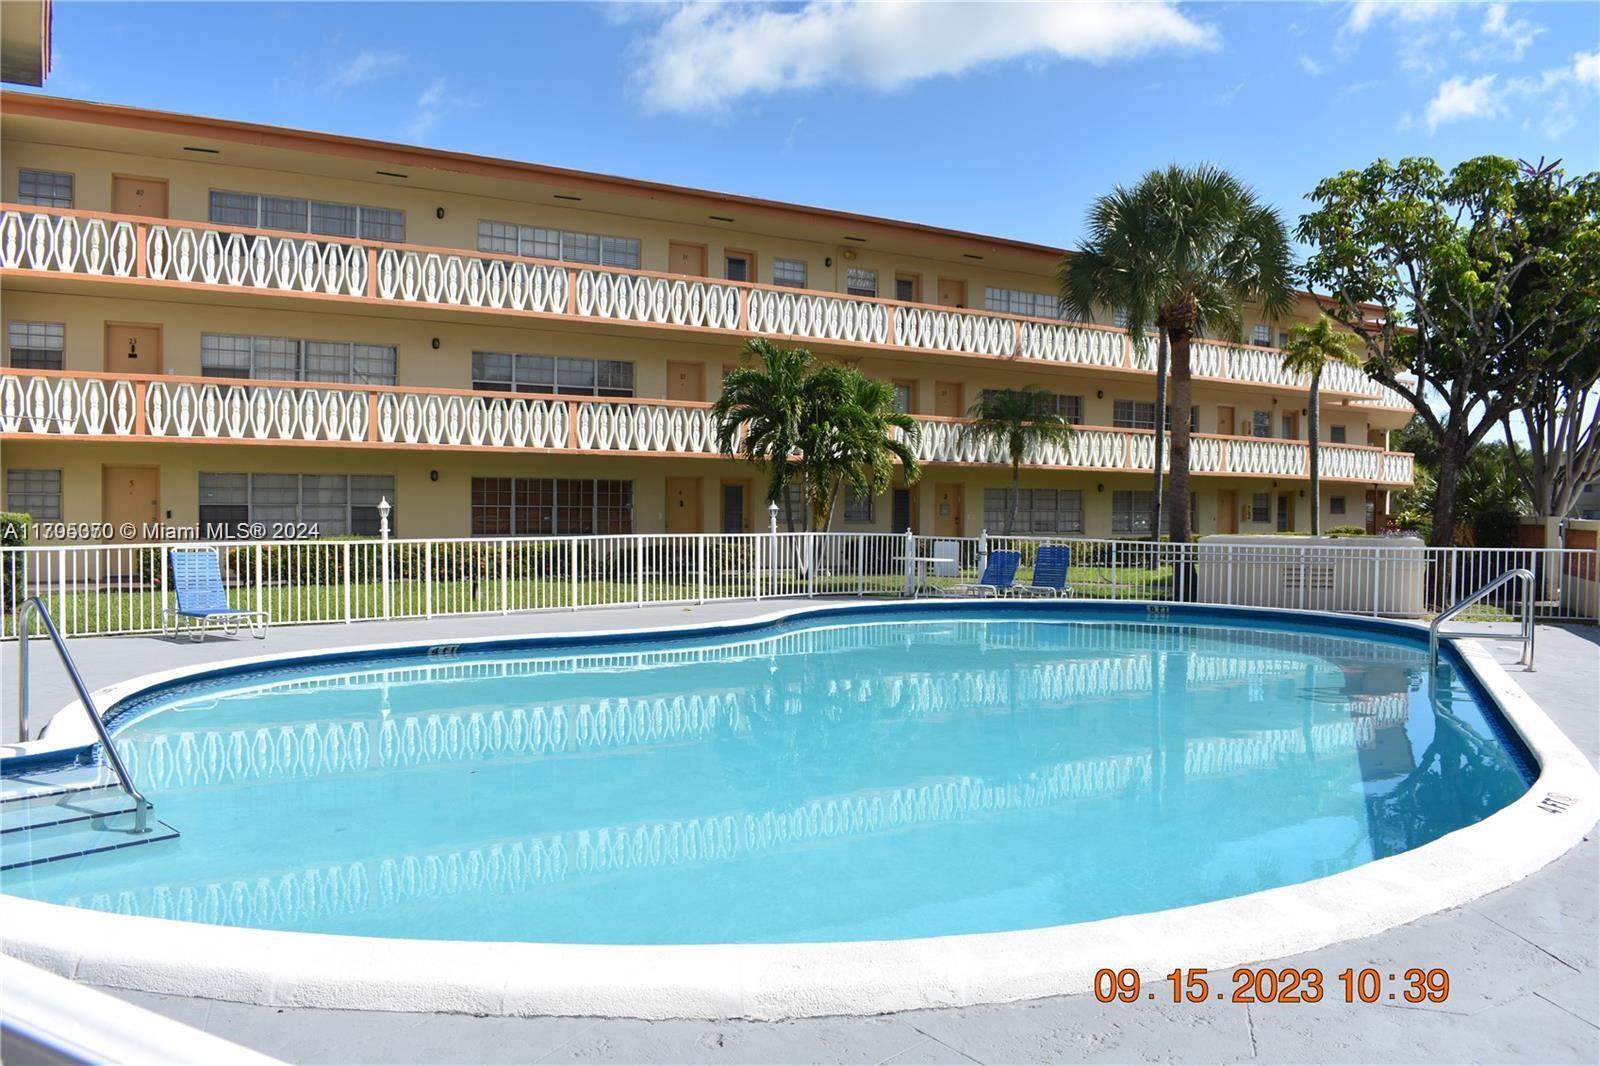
3 598 177 872
1428 569 1536 676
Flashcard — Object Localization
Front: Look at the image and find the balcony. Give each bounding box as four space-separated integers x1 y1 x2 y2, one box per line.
0 205 1412 411
0 369 1416 485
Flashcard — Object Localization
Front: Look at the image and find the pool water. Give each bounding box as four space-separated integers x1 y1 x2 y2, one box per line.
1 607 1531 944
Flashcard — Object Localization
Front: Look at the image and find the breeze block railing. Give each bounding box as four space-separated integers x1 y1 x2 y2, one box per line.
0 204 1412 408
3 532 1594 640
0 369 1417 484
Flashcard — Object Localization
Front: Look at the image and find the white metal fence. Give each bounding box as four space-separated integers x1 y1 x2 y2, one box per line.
2 533 1595 639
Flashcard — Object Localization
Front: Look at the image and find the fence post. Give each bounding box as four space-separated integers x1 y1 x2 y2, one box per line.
379 497 392 621
1111 541 1118 599
1371 545 1381 617
500 541 510 614
1226 543 1234 605
856 533 865 597
697 535 707 604
343 540 352 623
255 542 265 620
807 533 817 598
636 535 644 607
977 529 989 585
569 537 579 611
55 548 66 636
903 528 916 597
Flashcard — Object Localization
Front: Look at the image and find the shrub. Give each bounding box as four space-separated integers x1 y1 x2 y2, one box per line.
1325 526 1369 537
0 511 29 547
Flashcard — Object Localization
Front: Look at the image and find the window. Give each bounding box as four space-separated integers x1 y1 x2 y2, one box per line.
846 267 877 297
6 468 61 519
891 382 913 415
842 487 874 523
1251 492 1270 523
772 258 807 288
778 482 807 529
470 352 633 397
198 473 393 537
1251 324 1272 346
980 389 1083 424
476 221 639 268
895 276 918 302
725 254 750 282
470 477 632 536
1330 424 1347 443
1281 414 1296 439
201 334 397 385
7 321 64 369
209 190 404 242
1251 410 1272 437
984 287 1062 320
1330 496 1347 516
1114 399 1159 430
1114 307 1130 329
18 169 74 209
985 488 1084 534
1278 330 1291 349
1111 490 1155 535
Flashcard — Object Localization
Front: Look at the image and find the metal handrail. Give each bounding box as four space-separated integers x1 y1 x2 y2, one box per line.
1428 568 1536 675
14 597 150 833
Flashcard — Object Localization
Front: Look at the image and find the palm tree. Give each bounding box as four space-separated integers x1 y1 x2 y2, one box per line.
713 343 921 531
1062 165 1294 549
959 386 1078 534
712 339 813 531
1279 315 1362 535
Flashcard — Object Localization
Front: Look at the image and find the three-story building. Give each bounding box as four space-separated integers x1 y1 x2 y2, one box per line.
1 93 1415 544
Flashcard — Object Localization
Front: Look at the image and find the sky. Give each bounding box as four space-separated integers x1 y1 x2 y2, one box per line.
19 1 1600 252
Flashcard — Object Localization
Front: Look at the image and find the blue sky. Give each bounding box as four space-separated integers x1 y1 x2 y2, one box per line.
24 1 1600 250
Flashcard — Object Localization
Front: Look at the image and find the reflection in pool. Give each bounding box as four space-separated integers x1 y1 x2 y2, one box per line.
1 610 1531 944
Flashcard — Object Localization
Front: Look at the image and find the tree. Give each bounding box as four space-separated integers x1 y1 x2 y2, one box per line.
958 386 1077 534
1278 315 1362 535
711 338 814 531
1063 165 1294 546
712 341 921 532
1298 156 1600 548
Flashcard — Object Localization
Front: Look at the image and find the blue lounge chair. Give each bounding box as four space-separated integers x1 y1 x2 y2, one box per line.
1020 544 1074 597
951 549 1021 597
164 548 269 642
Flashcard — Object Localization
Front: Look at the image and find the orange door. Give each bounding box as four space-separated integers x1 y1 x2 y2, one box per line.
1217 490 1238 534
112 176 168 218
1216 405 1235 436
665 478 702 534
934 381 964 418
933 483 964 537
665 361 705 402
668 242 707 277
105 323 162 374
103 467 159 542
936 277 967 308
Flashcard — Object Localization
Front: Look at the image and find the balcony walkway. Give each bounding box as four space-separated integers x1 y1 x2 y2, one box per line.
4 605 1595 1064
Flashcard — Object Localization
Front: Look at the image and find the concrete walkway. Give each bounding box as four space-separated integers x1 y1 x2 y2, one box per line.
6 606 1596 1064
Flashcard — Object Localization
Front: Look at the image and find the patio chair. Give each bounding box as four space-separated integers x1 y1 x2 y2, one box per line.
950 550 1021 597
1019 544 1074 597
163 547 269 642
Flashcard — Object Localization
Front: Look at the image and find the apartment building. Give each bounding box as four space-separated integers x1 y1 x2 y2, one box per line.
0 93 1415 545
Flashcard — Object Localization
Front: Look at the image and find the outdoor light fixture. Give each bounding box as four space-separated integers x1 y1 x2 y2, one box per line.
377 497 392 539
1096 390 1104 399
435 207 445 220
431 338 441 349
430 470 439 482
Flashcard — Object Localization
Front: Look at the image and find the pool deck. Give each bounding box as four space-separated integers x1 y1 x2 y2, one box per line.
3 604 1596 1064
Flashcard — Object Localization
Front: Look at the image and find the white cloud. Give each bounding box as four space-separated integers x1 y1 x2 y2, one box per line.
403 79 448 142
1425 73 1503 129
1468 3 1543 62
1575 49 1600 88
327 49 407 91
1299 55 1324 76
1342 1 1455 37
632 1 1218 114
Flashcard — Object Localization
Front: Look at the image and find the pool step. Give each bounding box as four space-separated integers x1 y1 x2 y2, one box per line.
0 792 178 872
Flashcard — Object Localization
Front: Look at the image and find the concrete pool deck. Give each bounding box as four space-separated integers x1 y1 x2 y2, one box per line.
2 605 1596 1063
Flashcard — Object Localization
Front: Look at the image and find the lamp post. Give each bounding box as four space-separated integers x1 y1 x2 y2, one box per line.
377 496 392 620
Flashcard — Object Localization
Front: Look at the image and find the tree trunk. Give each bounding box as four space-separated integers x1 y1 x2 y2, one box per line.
1167 330 1193 546
1431 441 1466 549
1308 374 1321 537
1009 459 1021 536
1151 331 1169 538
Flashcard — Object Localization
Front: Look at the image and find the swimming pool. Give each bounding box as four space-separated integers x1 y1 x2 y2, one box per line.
2 602 1535 946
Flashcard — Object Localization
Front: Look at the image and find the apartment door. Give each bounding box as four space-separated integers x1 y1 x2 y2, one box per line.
665 478 702 534
936 277 967 308
1216 405 1236 436
1217 489 1238 534
933 483 964 537
720 480 751 533
1281 412 1299 440
103 467 159 542
668 242 707 277
111 176 168 218
934 381 964 418
105 323 162 374
891 488 915 534
1277 493 1292 533
666 361 704 402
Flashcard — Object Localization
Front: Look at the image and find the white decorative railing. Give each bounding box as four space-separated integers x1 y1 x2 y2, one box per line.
1 205 1415 408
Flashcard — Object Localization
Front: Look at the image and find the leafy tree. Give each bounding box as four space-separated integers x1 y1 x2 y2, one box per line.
713 341 921 532
958 386 1078 534
1278 315 1362 535
1298 156 1600 548
1063 165 1294 546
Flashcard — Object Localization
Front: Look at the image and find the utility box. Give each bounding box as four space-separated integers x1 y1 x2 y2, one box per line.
1195 534 1428 616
